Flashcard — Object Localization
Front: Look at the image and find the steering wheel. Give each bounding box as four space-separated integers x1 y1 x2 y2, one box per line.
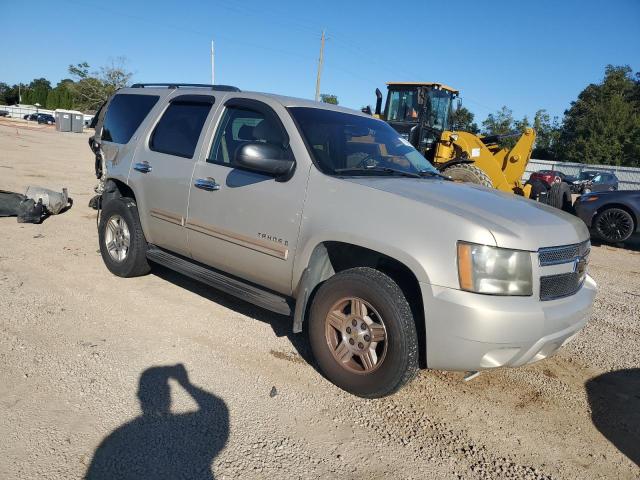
354 154 378 169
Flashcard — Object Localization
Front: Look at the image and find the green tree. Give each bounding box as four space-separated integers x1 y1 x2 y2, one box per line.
0 83 30 105
557 65 640 166
0 82 10 105
450 105 479 133
45 88 60 109
481 106 514 136
44 79 75 109
56 80 75 109
27 78 52 106
531 109 561 160
481 106 519 148
68 57 132 111
320 93 338 105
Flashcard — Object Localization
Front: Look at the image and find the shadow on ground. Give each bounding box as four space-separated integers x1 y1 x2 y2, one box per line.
151 265 316 367
85 364 229 479
590 232 640 252
585 368 640 467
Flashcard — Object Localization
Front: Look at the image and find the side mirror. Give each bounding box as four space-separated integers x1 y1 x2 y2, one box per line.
234 143 294 179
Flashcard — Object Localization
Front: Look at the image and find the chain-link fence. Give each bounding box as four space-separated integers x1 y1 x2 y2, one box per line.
524 159 640 190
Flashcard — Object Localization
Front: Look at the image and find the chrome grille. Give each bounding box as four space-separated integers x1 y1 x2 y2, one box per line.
538 241 590 301
538 241 590 266
540 272 583 300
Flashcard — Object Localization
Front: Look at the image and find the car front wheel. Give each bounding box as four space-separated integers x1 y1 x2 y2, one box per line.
308 267 419 398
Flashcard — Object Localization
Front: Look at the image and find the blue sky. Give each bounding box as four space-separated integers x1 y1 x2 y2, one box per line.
2 0 639 123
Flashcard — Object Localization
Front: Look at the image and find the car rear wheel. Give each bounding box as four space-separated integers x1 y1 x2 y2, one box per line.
308 267 419 398
442 163 493 188
98 197 151 277
594 208 635 243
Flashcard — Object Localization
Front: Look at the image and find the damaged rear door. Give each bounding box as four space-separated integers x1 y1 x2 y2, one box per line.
127 94 218 257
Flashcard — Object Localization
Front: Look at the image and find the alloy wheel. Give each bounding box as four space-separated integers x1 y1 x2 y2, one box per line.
324 297 388 374
597 209 633 242
104 214 131 262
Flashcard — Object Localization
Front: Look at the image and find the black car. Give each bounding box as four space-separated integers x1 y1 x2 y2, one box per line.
574 190 640 243
570 171 619 193
24 113 40 121
0 110 9 117
37 114 55 125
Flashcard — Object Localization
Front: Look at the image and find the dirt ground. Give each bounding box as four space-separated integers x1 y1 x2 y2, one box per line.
1 122 639 479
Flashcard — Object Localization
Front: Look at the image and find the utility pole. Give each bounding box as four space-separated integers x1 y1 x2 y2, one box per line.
314 30 325 102
211 40 215 85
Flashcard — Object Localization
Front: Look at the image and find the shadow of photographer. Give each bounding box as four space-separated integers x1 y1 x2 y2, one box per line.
85 364 229 479
586 368 640 467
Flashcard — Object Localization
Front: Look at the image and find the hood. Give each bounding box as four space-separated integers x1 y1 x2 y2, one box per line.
343 177 589 251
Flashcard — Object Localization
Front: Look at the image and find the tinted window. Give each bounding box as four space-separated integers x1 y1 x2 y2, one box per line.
150 102 212 158
386 89 419 122
208 106 289 166
102 94 159 144
289 107 438 176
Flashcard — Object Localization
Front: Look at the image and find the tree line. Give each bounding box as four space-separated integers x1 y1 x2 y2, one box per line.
2 62 637 167
0 57 132 113
450 65 640 167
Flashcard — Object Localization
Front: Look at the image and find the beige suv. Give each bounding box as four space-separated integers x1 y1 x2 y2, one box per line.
90 83 596 398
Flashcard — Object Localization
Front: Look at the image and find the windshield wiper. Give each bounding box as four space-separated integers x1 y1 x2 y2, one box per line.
334 166 421 178
418 170 452 180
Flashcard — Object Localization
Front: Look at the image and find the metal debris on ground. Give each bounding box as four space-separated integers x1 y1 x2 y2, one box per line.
0 186 72 224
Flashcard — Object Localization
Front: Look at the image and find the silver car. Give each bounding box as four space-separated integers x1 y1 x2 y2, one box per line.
90 83 596 398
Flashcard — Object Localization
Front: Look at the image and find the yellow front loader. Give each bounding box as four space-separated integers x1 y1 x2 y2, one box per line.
372 82 537 199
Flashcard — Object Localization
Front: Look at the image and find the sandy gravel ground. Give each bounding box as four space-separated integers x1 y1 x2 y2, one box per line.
1 123 639 479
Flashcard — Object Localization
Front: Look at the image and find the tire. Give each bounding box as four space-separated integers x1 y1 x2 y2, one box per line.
442 163 493 188
594 207 635 244
308 267 419 398
98 197 150 277
525 178 549 200
547 182 572 211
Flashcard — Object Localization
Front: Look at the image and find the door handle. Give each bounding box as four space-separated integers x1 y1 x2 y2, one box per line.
194 177 220 191
133 161 152 173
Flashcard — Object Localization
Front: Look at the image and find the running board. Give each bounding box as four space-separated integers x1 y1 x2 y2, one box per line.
146 245 292 316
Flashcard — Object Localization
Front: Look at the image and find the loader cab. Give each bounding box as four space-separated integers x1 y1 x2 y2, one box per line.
378 82 458 160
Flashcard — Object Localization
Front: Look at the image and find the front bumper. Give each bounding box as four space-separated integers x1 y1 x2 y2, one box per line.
420 275 596 371
574 200 596 228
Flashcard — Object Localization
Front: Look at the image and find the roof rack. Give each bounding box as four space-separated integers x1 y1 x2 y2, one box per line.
130 83 241 92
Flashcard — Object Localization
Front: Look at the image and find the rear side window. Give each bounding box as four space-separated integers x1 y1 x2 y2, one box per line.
102 94 159 144
150 102 212 158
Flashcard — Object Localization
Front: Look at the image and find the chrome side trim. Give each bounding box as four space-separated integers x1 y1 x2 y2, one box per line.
185 220 289 260
150 208 183 226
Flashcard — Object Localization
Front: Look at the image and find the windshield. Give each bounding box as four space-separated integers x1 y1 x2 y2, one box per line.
289 107 439 177
386 89 419 122
578 172 597 180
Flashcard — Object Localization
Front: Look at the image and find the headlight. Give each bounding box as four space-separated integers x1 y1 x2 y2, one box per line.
457 242 533 296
